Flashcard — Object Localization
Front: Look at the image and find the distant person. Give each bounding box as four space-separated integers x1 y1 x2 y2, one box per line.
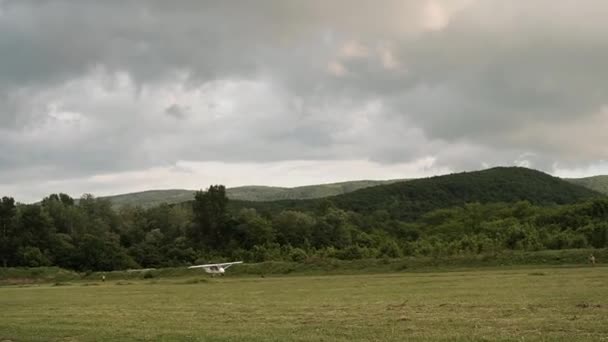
102 274 106 282
589 254 596 266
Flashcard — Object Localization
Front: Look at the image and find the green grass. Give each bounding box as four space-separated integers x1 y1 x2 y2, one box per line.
1 249 606 285
1 266 607 341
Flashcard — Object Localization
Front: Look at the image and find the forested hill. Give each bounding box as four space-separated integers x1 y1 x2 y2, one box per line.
101 179 404 208
98 169 608 209
566 176 608 195
230 167 604 221
2 167 607 271
228 180 404 201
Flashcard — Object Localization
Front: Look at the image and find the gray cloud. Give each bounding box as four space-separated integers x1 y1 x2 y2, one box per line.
1 0 608 200
164 104 189 119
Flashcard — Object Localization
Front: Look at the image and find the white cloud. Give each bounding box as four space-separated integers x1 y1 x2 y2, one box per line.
0 158 451 203
422 1 450 31
554 161 608 179
339 40 369 59
1 0 608 201
327 60 348 77
377 44 403 71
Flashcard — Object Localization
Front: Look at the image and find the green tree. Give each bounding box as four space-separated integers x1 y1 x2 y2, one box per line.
19 246 51 267
17 205 54 254
0 197 17 267
191 185 229 249
378 240 402 258
273 210 315 247
74 233 136 271
50 233 77 268
235 209 275 249
130 229 166 267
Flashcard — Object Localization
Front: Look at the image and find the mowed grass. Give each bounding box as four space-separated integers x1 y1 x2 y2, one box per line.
1 267 607 341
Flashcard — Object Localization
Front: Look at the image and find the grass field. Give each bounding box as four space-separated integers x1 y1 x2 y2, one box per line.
1 266 607 341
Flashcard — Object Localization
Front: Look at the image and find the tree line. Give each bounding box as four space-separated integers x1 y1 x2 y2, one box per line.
1 185 607 271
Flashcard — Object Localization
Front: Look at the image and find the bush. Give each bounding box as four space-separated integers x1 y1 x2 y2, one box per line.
143 271 155 279
379 241 402 258
289 248 308 262
570 234 589 249
250 244 283 262
340 246 363 260
19 247 51 267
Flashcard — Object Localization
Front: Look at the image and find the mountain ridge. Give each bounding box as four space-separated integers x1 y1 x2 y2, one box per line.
100 179 406 208
228 167 604 221
565 175 608 195
99 168 608 209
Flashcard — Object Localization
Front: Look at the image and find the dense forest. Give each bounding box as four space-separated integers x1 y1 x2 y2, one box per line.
1 167 607 271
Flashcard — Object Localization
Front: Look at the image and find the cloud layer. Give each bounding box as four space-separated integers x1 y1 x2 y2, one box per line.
1 0 607 201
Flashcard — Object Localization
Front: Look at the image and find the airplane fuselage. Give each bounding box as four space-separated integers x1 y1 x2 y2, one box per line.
204 266 225 275
187 261 242 275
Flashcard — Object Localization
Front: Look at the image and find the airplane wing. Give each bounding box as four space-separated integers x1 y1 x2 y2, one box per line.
219 261 243 269
187 261 243 269
187 264 214 269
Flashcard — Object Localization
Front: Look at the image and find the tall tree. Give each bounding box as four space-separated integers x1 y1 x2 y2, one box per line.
17 205 54 253
0 197 16 267
191 185 229 249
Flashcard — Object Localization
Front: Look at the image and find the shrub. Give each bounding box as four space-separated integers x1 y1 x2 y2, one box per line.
20 247 51 267
143 271 155 279
379 241 402 258
289 248 308 262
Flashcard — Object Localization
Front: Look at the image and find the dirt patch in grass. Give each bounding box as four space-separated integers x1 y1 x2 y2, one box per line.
0 278 36 286
52 282 72 287
175 278 211 285
576 303 602 309
115 281 133 286
386 301 408 311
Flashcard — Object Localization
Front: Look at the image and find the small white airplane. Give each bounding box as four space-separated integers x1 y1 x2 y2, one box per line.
187 261 243 276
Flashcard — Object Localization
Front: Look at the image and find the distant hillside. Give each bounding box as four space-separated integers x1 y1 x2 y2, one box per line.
230 167 604 221
566 176 608 195
100 168 606 211
99 189 196 209
101 179 403 208
229 180 404 201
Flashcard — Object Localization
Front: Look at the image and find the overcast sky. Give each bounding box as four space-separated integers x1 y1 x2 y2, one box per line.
1 0 608 202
